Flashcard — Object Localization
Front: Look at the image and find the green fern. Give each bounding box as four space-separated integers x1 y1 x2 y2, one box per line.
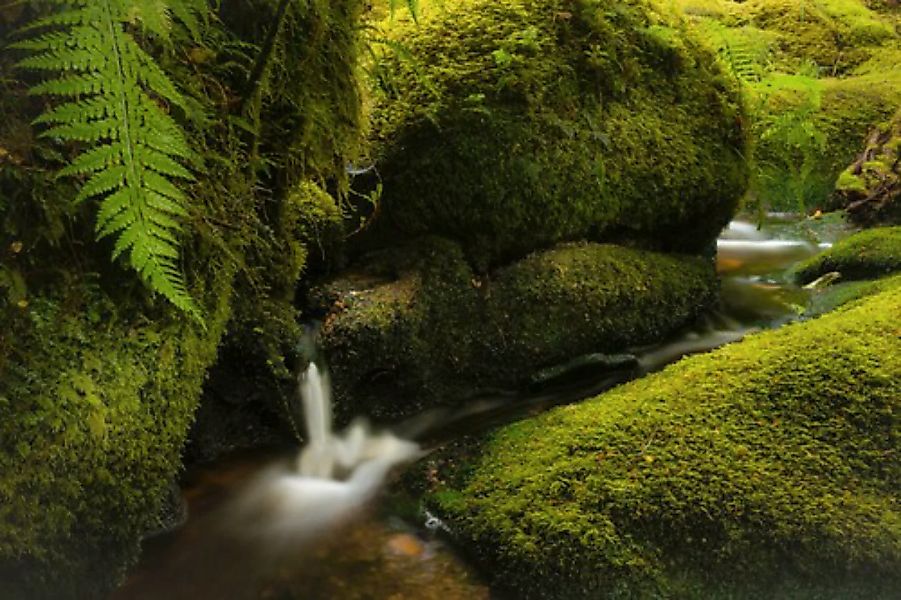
12 0 207 321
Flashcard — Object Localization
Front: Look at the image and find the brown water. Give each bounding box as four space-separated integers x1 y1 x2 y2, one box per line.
114 450 492 600
115 216 848 600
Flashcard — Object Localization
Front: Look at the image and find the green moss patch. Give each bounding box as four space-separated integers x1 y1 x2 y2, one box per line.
364 0 747 265
315 238 717 419
794 226 901 284
0 275 232 599
425 275 901 599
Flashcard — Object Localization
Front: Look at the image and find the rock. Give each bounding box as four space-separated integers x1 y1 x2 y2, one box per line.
793 226 901 284
362 0 747 266
833 110 901 225
313 237 717 420
422 275 901 599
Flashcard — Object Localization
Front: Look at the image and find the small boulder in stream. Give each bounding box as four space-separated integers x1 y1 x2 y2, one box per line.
311 237 718 420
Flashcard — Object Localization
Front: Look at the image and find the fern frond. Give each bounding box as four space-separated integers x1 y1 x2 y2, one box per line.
13 0 208 321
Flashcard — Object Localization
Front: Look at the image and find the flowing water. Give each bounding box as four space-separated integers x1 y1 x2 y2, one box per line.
115 216 848 600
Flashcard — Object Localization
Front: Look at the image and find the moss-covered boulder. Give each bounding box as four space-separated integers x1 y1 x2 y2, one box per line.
423 275 901 599
834 109 901 225
794 226 901 284
364 0 747 265
314 238 717 419
0 279 232 599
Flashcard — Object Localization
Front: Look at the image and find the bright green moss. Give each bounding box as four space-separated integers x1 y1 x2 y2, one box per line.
425 276 901 599
794 226 901 284
0 273 233 599
317 239 717 419
726 0 895 73
364 0 747 266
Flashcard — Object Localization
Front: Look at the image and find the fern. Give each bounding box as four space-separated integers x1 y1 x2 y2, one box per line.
12 0 208 321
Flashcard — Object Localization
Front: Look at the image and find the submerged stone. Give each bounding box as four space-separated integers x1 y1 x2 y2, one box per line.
422 275 901 599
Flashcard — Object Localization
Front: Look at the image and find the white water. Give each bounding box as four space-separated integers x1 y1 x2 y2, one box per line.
231 363 421 542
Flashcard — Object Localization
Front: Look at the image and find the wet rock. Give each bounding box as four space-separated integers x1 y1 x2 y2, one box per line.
312 237 717 421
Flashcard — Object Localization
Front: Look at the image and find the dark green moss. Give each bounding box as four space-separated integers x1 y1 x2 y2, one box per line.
363 0 747 265
316 239 717 419
794 226 901 284
425 275 901 599
0 1 367 596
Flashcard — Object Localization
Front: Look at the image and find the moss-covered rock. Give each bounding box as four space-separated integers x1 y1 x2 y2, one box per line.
424 275 901 599
793 226 901 284
314 238 717 420
0 273 233 599
363 0 747 265
833 109 901 225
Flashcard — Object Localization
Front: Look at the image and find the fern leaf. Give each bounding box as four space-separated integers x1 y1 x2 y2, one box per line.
16 0 208 322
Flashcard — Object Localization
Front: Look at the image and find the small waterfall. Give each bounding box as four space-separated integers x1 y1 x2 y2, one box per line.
230 362 421 542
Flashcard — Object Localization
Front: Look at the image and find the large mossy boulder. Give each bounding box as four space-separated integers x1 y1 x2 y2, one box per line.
364 0 748 265
423 275 901 599
0 1 365 597
0 280 232 600
313 238 717 419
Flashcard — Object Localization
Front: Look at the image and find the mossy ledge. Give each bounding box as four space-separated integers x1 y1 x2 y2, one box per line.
424 276 901 599
793 226 901 284
363 0 747 265
314 238 717 420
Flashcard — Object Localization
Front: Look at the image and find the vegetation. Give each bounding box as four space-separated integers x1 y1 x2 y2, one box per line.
1 0 899 597
425 275 901 599
361 0 748 266
0 1 365 596
315 239 717 419
794 226 901 284
672 0 901 212
833 109 901 225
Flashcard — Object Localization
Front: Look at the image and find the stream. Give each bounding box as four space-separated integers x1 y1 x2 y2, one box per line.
113 216 848 600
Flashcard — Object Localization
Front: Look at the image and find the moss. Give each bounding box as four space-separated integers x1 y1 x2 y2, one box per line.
424 275 901 599
793 226 901 284
833 109 901 225
315 238 717 420
363 0 747 266
0 1 367 596
0 270 233 599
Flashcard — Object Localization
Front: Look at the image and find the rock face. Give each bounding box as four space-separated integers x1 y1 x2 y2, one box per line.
313 238 718 420
363 0 747 266
422 275 901 599
834 111 901 225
